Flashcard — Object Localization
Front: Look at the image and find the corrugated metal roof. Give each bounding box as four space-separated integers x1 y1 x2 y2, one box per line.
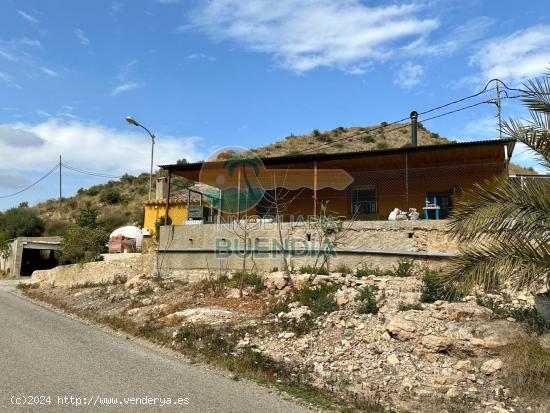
160 138 515 172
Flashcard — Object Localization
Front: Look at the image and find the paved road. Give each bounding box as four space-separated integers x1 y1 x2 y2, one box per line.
0 283 312 412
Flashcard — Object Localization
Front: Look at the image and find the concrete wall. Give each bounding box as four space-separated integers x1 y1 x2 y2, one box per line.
6 237 62 278
157 220 456 274
101 252 143 262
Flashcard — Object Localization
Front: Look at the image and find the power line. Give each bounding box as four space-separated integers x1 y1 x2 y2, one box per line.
0 161 122 201
419 99 497 123
295 80 501 156
296 79 527 156
0 163 59 199
61 162 121 179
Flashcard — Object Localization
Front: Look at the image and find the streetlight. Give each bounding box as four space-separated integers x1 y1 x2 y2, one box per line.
125 116 155 200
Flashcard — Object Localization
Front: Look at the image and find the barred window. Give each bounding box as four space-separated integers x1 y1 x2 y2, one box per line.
351 187 377 215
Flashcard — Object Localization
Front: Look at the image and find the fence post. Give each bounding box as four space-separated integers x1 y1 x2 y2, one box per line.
405 153 409 210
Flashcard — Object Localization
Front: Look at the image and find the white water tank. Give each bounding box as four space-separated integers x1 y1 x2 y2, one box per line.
109 226 143 250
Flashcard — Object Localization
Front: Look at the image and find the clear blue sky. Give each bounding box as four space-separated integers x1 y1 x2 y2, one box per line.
1 0 549 210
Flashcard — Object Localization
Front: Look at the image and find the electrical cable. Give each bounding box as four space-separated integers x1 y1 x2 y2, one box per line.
61 162 121 179
419 99 497 123
0 163 59 199
295 80 501 156
297 85 525 156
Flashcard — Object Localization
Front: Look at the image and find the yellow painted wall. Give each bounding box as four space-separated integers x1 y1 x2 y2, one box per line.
144 202 188 234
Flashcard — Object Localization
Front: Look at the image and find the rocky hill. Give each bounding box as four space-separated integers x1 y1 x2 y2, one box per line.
251 122 450 157
250 123 536 174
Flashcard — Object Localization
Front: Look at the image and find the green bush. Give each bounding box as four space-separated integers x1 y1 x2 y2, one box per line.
390 258 415 277
335 263 352 275
317 134 333 143
76 202 99 228
356 263 384 277
476 296 550 334
138 285 154 297
361 135 375 143
376 141 389 150
60 226 109 264
87 186 100 196
420 269 460 303
43 220 70 236
99 188 122 205
299 265 329 275
66 199 78 210
0 207 44 238
233 271 263 292
99 212 129 233
358 285 379 315
291 284 339 317
0 231 10 263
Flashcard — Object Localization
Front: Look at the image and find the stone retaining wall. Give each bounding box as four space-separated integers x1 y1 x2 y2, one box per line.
31 254 156 287
157 220 456 273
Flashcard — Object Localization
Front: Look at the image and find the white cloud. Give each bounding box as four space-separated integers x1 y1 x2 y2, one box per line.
17 10 39 24
0 71 20 88
111 82 144 96
35 110 52 118
0 50 17 61
188 0 439 73
463 115 499 139
404 16 494 57
0 37 42 63
18 38 41 47
394 62 425 89
0 72 14 83
186 52 216 61
75 28 90 46
0 119 205 174
41 67 59 77
471 25 550 83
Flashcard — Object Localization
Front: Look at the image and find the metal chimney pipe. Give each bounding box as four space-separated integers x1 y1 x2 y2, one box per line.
410 110 418 147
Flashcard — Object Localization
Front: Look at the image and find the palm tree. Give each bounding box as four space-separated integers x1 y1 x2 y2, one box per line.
443 73 550 298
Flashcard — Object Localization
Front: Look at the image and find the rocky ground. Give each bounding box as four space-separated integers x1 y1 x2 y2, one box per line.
22 264 550 413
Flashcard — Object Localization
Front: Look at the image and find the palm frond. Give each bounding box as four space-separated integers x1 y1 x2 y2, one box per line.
501 117 550 169
449 178 550 242
443 236 550 292
522 76 550 114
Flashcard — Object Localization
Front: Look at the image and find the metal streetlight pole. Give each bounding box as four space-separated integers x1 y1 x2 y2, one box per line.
125 116 155 200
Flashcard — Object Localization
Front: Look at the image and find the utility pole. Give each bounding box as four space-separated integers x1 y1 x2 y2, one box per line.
59 155 62 212
496 80 503 139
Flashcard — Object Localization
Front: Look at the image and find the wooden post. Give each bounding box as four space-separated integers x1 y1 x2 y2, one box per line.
164 170 171 225
405 153 409 210
236 167 242 220
313 161 318 217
